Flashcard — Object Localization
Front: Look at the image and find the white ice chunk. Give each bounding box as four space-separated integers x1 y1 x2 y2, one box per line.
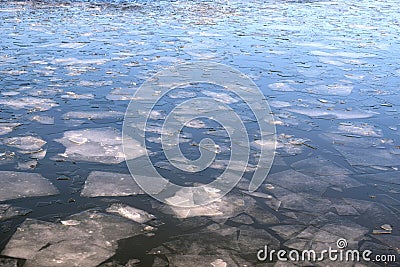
201 90 238 104
63 111 124 120
106 203 155 223
54 127 145 164
288 108 378 119
0 123 21 136
30 115 54 125
81 171 144 197
1 210 143 266
0 97 58 111
2 136 46 152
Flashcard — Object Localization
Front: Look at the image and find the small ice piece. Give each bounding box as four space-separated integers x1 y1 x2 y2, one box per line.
168 90 196 99
0 97 58 111
372 229 392 235
29 115 54 125
380 224 392 231
81 171 144 197
0 123 21 136
308 84 353 96
268 81 296 92
291 156 351 176
60 220 80 226
106 87 136 101
2 136 46 152
106 203 155 223
185 119 206 129
63 111 124 120
61 92 94 99
201 90 238 104
54 127 145 164
337 122 382 137
0 204 32 221
287 108 378 119
269 100 292 108
0 171 59 201
162 192 245 220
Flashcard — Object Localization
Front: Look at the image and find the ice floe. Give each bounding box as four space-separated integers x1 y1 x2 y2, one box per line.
0 171 58 201
0 97 58 111
1 210 144 267
81 171 144 197
106 203 155 223
55 127 145 164
0 123 21 136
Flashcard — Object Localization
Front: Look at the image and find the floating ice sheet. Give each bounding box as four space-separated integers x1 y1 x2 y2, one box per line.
287 107 378 119
55 127 145 164
62 111 124 120
2 136 46 152
0 171 59 201
0 97 58 111
29 115 54 125
106 203 155 223
0 123 21 136
1 210 143 267
335 146 400 167
81 171 144 197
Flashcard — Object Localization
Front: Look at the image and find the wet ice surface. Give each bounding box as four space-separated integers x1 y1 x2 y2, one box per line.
1 0 400 266
0 171 59 201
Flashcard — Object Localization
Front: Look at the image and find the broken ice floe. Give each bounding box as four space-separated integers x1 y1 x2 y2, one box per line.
54 127 145 164
106 203 155 223
61 92 94 100
287 107 378 119
307 83 354 96
1 210 144 267
201 90 239 104
106 87 137 100
81 171 144 197
0 204 31 221
62 111 124 120
0 171 59 201
2 136 46 152
2 136 47 160
336 122 382 137
0 123 20 136
0 97 58 111
29 115 55 125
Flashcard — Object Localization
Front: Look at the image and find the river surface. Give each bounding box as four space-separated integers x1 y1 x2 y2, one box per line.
0 0 399 266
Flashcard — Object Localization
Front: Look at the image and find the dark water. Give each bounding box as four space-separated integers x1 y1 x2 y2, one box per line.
0 0 399 266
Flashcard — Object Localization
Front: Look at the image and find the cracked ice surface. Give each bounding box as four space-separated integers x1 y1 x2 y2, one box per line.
1 210 144 267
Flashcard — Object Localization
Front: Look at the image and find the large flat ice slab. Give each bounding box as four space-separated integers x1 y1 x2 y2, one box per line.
0 171 59 201
54 127 145 164
81 171 144 197
1 210 144 267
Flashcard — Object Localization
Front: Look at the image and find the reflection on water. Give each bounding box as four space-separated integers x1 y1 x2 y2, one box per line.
0 0 399 266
